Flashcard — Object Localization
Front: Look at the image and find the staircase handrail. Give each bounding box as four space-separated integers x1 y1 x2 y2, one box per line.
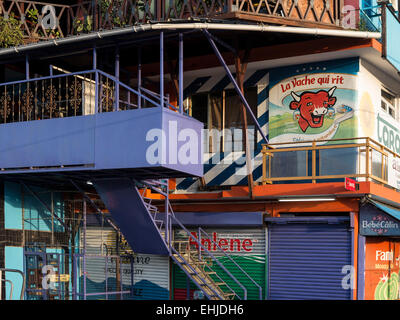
174 239 239 299
97 70 180 111
96 69 161 108
0 268 26 300
192 251 240 300
170 214 247 300
0 69 97 88
140 87 180 111
198 227 263 300
169 246 225 300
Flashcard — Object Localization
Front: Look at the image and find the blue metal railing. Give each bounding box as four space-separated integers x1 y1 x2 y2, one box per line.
358 5 384 32
0 68 184 125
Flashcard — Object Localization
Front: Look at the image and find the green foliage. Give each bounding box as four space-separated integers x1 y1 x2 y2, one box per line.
26 8 39 24
100 0 127 27
0 14 24 48
73 15 93 34
26 8 61 39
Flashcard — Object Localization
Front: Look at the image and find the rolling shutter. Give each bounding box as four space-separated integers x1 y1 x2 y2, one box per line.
268 220 352 300
173 227 266 300
81 227 170 300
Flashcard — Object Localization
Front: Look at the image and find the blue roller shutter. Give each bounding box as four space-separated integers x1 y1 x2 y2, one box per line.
268 218 352 300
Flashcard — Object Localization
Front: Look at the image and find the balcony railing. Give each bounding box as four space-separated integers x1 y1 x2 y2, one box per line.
0 68 177 124
0 0 345 45
261 137 400 190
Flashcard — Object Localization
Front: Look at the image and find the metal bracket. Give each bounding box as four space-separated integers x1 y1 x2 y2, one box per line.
203 29 269 144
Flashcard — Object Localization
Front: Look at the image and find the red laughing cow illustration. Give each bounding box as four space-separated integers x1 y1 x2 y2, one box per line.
289 86 337 132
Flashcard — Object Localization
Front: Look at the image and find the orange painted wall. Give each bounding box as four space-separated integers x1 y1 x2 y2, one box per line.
364 238 400 300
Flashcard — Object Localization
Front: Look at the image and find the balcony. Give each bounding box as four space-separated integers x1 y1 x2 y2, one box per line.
0 68 204 179
0 0 351 46
261 137 400 191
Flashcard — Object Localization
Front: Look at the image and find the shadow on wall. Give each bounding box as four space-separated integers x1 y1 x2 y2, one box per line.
4 181 64 232
79 278 169 300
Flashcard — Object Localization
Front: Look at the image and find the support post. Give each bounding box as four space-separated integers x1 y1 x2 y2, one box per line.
160 32 164 108
72 256 77 300
21 185 25 248
116 233 121 300
186 276 190 300
51 192 54 246
115 47 120 111
203 29 268 144
165 180 169 247
130 256 134 297
138 48 142 109
93 46 97 70
179 33 184 114
83 199 87 301
105 257 108 300
93 47 99 113
25 55 29 80
381 1 387 59
398 0 400 19
234 50 254 198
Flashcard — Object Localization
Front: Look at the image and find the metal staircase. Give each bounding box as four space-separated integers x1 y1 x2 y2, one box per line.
171 239 236 300
139 186 164 232
94 178 262 300
137 179 262 300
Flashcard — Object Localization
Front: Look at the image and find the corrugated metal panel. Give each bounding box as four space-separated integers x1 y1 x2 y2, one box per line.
174 288 195 300
268 222 352 300
81 227 169 300
173 227 265 300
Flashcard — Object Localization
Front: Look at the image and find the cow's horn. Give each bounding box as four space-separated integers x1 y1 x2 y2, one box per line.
291 91 301 102
328 86 337 97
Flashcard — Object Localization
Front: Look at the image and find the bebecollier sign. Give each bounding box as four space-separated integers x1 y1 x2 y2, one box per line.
360 203 400 236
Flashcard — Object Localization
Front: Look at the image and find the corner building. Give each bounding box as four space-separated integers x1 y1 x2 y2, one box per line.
0 0 399 300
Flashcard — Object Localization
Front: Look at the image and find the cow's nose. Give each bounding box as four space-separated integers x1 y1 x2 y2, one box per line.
313 108 327 115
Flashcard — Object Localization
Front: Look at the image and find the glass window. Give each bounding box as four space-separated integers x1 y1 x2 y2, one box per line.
381 89 397 120
190 87 258 153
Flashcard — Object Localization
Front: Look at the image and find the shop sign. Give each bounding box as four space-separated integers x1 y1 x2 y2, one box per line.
189 231 254 253
268 59 358 146
360 208 400 236
365 239 400 300
377 113 400 154
344 177 357 191
49 274 70 282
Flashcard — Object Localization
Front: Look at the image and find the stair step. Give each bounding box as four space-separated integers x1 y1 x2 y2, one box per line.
224 293 236 297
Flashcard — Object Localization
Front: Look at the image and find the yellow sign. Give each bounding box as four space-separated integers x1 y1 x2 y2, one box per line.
50 274 70 282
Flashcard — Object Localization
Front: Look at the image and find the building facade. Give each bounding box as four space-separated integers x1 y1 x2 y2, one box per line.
0 0 400 300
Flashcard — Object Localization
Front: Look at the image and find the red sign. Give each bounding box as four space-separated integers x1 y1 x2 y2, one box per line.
345 177 357 191
189 232 254 252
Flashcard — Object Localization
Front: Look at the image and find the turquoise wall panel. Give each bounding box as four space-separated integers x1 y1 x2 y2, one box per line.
4 246 24 300
4 181 64 232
